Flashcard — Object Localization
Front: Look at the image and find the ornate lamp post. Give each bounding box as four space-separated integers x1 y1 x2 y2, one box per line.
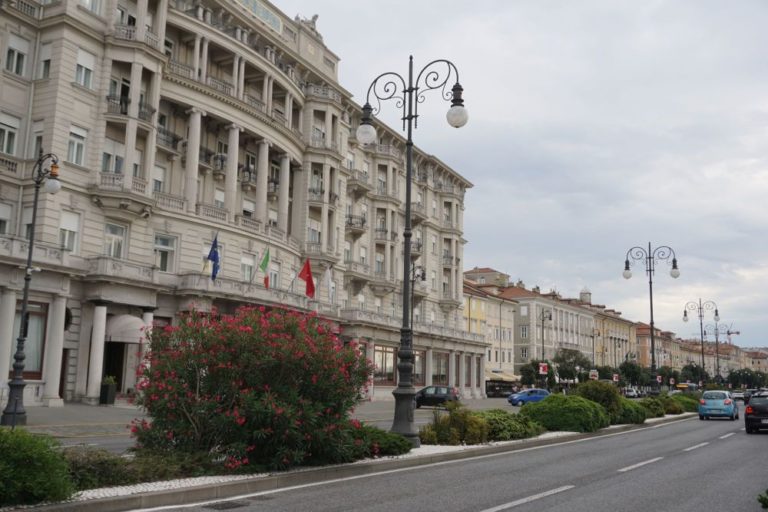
704 322 728 381
623 243 680 379
683 299 718 380
539 308 552 362
409 264 426 328
1 152 62 426
357 56 467 446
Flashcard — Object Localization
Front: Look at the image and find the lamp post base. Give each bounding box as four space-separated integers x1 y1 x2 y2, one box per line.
391 386 420 448
1 386 28 426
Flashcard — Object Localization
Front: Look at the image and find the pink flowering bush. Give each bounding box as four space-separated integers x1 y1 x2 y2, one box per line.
133 306 379 470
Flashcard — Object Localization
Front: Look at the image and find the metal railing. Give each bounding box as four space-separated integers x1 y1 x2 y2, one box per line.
168 60 195 79
345 215 366 229
156 127 181 149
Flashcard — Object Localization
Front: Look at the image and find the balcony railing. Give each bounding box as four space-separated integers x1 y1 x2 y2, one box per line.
145 30 160 49
106 95 129 115
153 191 185 211
345 215 366 229
196 203 228 222
374 228 389 241
345 260 370 275
307 187 324 202
244 94 266 113
375 144 401 159
206 76 233 96
132 176 147 195
156 127 181 149
304 84 342 102
168 60 195 79
10 0 40 18
0 156 19 174
138 101 155 122
114 24 136 41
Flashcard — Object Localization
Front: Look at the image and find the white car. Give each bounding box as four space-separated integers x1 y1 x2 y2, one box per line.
622 388 639 398
732 391 745 401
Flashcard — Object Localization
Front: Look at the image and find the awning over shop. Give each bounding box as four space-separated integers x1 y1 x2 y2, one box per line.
485 369 520 382
105 314 146 344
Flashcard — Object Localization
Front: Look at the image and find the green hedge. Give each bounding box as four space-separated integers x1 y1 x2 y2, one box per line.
573 381 622 421
669 394 699 413
473 409 545 440
419 402 489 445
0 429 74 506
639 397 665 418
613 397 647 425
520 394 610 433
659 396 684 415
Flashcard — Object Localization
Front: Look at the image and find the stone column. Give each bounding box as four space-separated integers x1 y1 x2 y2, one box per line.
225 124 240 221
457 353 466 397
286 94 294 127
231 56 240 97
256 140 269 223
479 354 486 398
278 154 290 232
155 0 168 44
200 38 209 80
470 354 479 398
320 164 330 252
143 70 162 198
123 62 143 191
448 350 456 388
0 288 17 397
238 58 246 100
41 295 67 406
192 35 201 78
135 0 148 42
425 348 434 386
85 302 109 402
184 108 204 213
324 110 332 149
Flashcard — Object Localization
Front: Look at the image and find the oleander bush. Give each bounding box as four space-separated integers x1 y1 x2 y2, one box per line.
573 381 622 422
613 397 647 425
473 409 545 441
133 306 381 470
519 394 610 433
419 402 489 445
638 397 666 418
669 393 699 412
0 429 74 506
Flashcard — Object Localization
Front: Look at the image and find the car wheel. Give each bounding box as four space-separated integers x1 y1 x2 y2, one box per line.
746 427 753 434
415 401 421 409
699 415 704 420
730 414 735 421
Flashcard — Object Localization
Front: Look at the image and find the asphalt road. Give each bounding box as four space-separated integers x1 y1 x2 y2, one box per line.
145 417 768 512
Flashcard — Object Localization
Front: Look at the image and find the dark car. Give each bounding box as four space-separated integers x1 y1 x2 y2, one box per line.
414 385 460 408
507 388 550 406
745 391 768 434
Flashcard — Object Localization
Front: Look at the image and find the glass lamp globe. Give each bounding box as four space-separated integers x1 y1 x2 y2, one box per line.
670 267 680 278
356 123 377 145
45 178 62 194
622 269 632 279
446 105 468 128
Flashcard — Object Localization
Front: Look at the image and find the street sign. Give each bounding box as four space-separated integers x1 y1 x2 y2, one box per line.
589 369 599 380
656 375 662 383
669 378 675 385
612 373 619 382
538 362 548 375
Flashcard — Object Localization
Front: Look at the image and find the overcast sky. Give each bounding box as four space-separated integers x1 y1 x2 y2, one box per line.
277 0 768 348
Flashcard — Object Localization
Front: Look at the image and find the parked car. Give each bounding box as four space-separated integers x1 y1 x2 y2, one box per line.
622 388 639 398
507 388 550 406
732 390 745 401
413 385 460 408
699 390 739 421
745 392 768 433
744 389 759 403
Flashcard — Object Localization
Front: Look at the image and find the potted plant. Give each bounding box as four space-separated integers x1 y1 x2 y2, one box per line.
99 375 117 405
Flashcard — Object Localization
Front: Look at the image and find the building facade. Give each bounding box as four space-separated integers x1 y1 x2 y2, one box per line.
0 0 484 408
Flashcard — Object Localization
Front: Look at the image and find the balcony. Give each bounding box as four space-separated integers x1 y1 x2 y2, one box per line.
410 239 423 259
345 215 366 236
85 255 157 285
344 259 370 285
168 60 195 80
346 169 372 197
239 166 257 191
440 290 461 309
307 187 324 205
196 203 228 223
308 135 339 153
156 127 181 151
267 179 279 199
436 181 464 200
206 76 233 96
304 84 342 103
370 270 397 296
153 191 185 212
303 241 338 267
106 95 129 116
89 173 154 220
374 228 389 242
236 214 262 235
244 94 266 113
0 155 19 174
138 101 155 122
374 144 401 159
411 201 427 224
442 254 456 266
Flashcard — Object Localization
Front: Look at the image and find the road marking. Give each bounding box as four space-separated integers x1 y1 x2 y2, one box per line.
719 433 735 439
478 486 576 512
617 457 663 473
683 442 709 452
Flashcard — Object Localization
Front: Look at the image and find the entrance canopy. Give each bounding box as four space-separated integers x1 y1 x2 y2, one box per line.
486 369 520 382
105 314 146 344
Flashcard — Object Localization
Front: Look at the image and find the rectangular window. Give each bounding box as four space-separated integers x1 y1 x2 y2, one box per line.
269 262 280 290
214 189 225 209
80 0 99 14
521 325 529 339
0 203 11 235
67 126 87 165
242 199 255 218
521 347 528 360
432 352 449 385
154 234 176 272
59 210 80 252
75 49 95 88
5 35 29 77
0 113 20 156
374 345 396 385
38 42 51 79
152 165 165 193
12 302 47 378
241 253 255 282
359 246 367 265
104 223 126 258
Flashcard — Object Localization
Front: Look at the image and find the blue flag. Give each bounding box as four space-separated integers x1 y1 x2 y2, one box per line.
207 235 220 281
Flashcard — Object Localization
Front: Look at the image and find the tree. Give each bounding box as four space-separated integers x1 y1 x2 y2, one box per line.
619 361 642 386
596 365 616 380
520 360 555 389
680 363 708 384
553 349 592 383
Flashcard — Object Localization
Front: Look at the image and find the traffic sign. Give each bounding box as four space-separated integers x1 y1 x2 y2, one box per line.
538 362 549 375
669 378 675 385
589 369 599 380
612 373 619 382
656 375 662 383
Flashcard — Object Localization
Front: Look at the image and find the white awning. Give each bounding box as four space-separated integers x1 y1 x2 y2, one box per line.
485 369 520 382
105 314 146 344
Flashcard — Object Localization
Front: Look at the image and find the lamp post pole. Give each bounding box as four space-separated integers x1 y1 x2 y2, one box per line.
704 322 728 381
683 299 718 382
409 265 425 329
623 243 680 382
357 56 467 446
539 308 551 362
1 152 61 426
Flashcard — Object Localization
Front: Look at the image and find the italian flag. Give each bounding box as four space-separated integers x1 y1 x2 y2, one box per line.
259 248 270 288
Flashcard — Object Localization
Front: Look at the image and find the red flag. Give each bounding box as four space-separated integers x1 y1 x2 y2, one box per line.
298 259 315 298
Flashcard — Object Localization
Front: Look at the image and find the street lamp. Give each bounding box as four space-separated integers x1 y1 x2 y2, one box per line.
409 264 426 329
1 152 61 426
683 298 718 380
357 56 467 446
539 308 552 362
622 243 680 379
704 322 728 382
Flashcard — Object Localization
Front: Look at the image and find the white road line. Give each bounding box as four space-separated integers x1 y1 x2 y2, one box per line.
719 433 735 439
683 442 709 452
478 486 576 512
617 457 664 473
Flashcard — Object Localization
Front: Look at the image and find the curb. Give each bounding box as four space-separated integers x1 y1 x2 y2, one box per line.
29 414 696 512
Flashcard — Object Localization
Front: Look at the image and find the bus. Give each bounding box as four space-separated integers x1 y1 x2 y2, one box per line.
675 382 699 393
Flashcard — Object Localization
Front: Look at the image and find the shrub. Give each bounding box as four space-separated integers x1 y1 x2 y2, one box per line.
670 394 699 412
355 424 412 457
0 429 74 506
134 306 374 470
573 381 622 421
613 397 647 425
519 394 610 433
639 397 665 418
418 402 489 445
758 488 768 509
64 447 137 490
474 409 545 441
660 396 684 415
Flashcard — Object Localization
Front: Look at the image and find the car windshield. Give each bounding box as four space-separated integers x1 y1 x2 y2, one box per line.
702 392 727 400
750 397 768 405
